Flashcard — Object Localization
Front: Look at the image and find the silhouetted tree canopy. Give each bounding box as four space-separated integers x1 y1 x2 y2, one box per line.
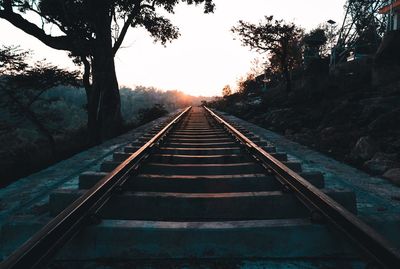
0 0 214 54
303 28 328 64
232 16 303 92
316 22 339 57
304 29 327 50
0 0 215 143
236 73 264 98
0 46 80 154
137 103 168 124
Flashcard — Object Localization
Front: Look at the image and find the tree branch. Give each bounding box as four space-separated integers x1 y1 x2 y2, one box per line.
81 56 92 91
112 15 135 55
112 0 145 55
25 6 69 35
0 9 87 53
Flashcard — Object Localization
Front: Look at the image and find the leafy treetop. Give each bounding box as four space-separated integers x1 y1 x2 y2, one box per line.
0 0 215 57
232 16 303 91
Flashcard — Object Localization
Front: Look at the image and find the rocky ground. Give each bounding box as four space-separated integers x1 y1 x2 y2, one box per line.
211 31 400 187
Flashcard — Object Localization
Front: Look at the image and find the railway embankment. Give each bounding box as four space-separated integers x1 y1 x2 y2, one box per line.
0 107 399 268
0 112 170 227
223 111 400 219
211 56 400 188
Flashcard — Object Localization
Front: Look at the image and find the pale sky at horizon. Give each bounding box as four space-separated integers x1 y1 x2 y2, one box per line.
0 0 346 97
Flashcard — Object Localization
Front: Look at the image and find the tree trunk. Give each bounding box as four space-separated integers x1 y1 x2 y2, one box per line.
280 43 291 92
283 66 291 92
87 7 122 144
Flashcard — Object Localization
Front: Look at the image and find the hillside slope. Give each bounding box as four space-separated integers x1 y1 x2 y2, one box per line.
211 33 400 186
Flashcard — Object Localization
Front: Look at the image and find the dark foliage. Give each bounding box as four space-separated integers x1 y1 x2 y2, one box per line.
209 46 400 178
0 81 204 187
303 28 327 61
304 29 327 48
0 0 215 143
137 103 168 124
0 46 81 154
232 16 303 92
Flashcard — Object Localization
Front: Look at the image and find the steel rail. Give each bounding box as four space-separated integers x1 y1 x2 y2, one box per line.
204 106 400 269
0 107 192 269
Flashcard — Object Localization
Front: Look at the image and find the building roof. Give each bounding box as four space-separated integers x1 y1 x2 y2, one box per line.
379 0 400 14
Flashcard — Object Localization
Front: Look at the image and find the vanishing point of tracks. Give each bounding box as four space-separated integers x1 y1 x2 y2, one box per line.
1 106 400 269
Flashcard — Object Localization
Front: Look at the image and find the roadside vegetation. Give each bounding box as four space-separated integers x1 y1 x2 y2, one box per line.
0 0 215 143
0 46 207 187
209 6 400 186
2 0 398 187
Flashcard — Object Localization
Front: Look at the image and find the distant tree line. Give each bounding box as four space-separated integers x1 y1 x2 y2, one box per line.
0 0 215 144
1 46 206 185
0 46 80 154
1 46 207 147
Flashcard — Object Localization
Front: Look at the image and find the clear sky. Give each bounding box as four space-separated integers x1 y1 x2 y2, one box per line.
0 0 346 96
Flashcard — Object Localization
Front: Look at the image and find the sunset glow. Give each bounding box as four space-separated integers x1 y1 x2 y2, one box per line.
0 0 345 96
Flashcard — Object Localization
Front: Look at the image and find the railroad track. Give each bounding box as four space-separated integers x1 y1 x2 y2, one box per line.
1 106 400 269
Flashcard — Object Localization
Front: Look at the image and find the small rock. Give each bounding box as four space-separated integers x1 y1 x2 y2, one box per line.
364 153 398 175
350 136 379 162
31 203 49 215
320 127 336 137
285 129 294 136
383 168 400 186
368 108 400 134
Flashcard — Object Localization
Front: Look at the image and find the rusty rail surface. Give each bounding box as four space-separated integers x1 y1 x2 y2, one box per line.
0 107 192 269
204 106 400 269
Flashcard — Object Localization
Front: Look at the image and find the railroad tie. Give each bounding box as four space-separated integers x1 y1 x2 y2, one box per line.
51 107 357 259
2 106 399 269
